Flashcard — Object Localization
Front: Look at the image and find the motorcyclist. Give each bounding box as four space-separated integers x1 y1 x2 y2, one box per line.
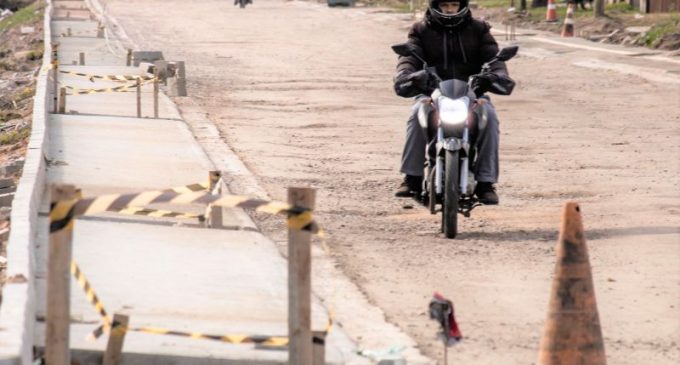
393 0 514 205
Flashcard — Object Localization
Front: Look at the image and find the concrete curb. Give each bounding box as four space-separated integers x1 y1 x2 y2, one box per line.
0 1 53 364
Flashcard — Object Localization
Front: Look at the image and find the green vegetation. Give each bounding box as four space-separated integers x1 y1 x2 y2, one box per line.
15 85 35 101
0 126 30 145
0 1 42 33
640 15 680 47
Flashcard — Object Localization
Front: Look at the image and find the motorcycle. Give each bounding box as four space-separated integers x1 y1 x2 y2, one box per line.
236 0 252 8
391 43 518 238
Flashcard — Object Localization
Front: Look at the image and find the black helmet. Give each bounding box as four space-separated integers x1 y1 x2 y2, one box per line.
428 0 471 30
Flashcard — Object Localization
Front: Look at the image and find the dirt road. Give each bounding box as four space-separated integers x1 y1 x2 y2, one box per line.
102 0 679 363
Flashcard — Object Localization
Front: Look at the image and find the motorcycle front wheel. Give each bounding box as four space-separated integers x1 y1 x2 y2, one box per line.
442 149 459 238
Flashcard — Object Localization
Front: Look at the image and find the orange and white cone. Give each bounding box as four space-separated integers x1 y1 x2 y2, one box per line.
537 202 607 365
546 0 558 22
561 3 575 37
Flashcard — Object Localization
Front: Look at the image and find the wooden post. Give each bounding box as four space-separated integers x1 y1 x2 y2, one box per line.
58 87 66 114
175 61 187 96
207 171 223 228
102 313 129 365
136 77 141 118
45 184 78 365
126 49 132 67
52 43 59 113
66 27 72 37
97 22 104 38
312 331 326 365
153 72 159 119
288 187 315 365
66 11 71 18
79 52 85 66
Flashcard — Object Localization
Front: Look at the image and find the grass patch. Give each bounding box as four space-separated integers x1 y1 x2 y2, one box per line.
640 15 680 47
0 1 42 33
0 126 31 146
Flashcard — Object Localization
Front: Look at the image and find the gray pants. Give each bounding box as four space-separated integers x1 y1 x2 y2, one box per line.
400 97 500 183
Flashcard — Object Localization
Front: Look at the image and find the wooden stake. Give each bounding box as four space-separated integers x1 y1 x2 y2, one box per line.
136 77 141 118
78 52 84 66
45 184 77 365
288 187 315 365
312 331 326 365
97 22 104 38
103 313 130 365
126 49 132 67
66 27 71 37
153 74 159 119
207 171 223 228
58 87 66 114
175 61 187 96
52 43 58 113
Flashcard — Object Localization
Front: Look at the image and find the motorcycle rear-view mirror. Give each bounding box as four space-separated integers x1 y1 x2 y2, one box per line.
391 43 414 57
496 46 519 62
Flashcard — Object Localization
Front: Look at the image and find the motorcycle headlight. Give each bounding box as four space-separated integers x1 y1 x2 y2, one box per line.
438 97 469 125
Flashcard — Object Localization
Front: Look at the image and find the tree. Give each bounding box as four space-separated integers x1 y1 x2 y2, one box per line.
594 0 605 16
531 0 547 7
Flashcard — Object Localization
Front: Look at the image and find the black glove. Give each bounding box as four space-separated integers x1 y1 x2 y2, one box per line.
394 70 430 98
470 73 498 98
471 72 515 97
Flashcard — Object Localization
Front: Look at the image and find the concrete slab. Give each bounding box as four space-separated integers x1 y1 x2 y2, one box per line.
52 32 123 66
47 114 208 193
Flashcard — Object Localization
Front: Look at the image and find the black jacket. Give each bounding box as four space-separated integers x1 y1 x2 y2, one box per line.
396 10 509 83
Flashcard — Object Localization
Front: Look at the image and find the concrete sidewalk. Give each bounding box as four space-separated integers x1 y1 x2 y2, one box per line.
31 4 361 365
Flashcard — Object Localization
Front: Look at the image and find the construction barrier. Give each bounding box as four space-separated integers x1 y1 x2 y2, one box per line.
45 178 327 364
537 202 606 365
59 70 156 82
49 189 321 234
73 257 326 347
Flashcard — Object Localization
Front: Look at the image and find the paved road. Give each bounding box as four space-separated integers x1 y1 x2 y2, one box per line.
101 0 680 363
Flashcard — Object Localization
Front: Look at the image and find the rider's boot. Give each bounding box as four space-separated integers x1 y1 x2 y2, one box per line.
395 175 422 198
474 182 499 205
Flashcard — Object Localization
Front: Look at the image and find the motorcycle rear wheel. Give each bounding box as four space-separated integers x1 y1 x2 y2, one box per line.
442 149 459 238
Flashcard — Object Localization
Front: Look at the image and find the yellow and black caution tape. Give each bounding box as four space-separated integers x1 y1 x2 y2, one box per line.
112 181 210 221
62 78 156 95
117 206 205 222
59 70 156 83
71 260 113 330
49 189 322 235
75 257 333 346
88 311 333 346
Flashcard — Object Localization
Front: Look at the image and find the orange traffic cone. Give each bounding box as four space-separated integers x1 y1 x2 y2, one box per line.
546 0 558 22
537 202 607 365
561 3 575 37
